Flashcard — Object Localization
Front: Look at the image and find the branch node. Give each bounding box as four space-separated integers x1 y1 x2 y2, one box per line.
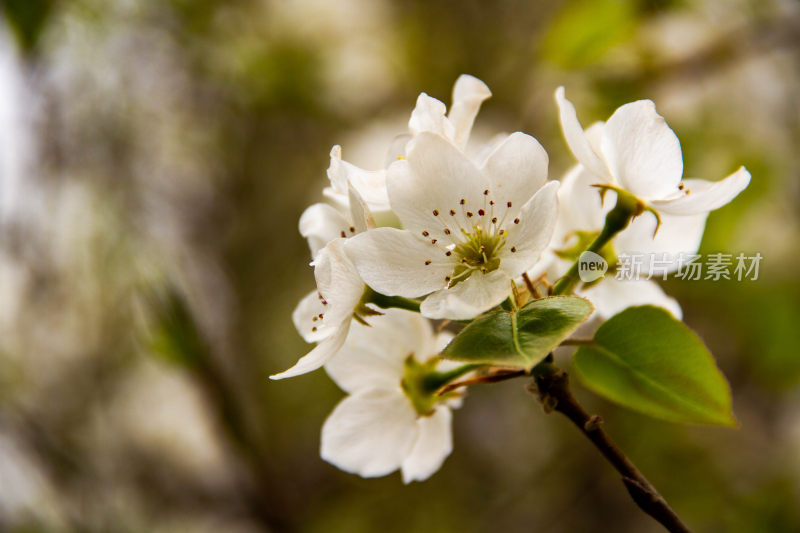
583 414 603 432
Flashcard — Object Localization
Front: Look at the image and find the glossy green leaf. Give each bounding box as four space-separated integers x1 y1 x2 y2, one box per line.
442 296 593 370
572 305 736 426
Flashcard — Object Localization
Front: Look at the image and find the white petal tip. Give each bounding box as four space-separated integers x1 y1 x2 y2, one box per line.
454 74 491 97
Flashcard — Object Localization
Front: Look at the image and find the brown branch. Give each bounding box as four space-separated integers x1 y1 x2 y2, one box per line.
532 364 691 533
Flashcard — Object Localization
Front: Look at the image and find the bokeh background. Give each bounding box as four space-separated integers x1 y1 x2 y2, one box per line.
0 0 799 531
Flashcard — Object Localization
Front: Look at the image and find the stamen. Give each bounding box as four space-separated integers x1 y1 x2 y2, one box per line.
349 226 355 233
432 209 439 216
422 231 429 237
514 218 520 224
450 209 456 216
444 229 451 235
425 260 432 265
478 209 485 216
510 246 517 253
445 251 452 256
340 231 346 238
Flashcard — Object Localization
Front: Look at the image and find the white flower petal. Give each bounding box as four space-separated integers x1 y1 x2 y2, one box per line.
270 321 351 380
448 74 491 149
614 211 708 273
345 228 453 298
553 165 608 241
325 309 434 394
299 203 349 258
326 145 390 211
555 87 608 179
314 239 364 327
482 132 549 212
383 134 411 167
347 183 375 233
652 167 751 216
388 132 488 240
401 407 453 483
409 93 454 140
501 181 560 278
580 278 682 321
601 100 683 200
320 387 418 478
292 290 334 343
420 269 510 320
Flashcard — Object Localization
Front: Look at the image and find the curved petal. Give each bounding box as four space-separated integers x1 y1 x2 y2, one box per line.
420 269 510 320
325 309 434 394
601 100 683 200
299 203 350 258
327 145 390 210
345 228 453 298
387 132 488 241
579 278 682 321
555 87 608 179
553 165 608 239
320 387 418 478
501 181 560 277
614 211 708 273
448 75 491 149
270 321 351 380
401 407 453 483
409 93 454 140
314 240 364 327
482 132 549 211
383 134 411 167
292 290 335 343
651 167 751 216
347 183 375 233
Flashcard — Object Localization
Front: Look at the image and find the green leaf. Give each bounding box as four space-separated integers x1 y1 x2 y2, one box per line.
572 305 736 427
442 296 593 370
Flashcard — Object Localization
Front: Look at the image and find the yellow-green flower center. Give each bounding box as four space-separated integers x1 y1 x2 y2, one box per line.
449 227 506 287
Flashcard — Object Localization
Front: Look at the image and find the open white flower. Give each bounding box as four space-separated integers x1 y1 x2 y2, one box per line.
321 308 459 483
549 165 709 274
346 131 559 320
270 238 365 380
555 87 750 217
530 165 682 324
324 75 492 212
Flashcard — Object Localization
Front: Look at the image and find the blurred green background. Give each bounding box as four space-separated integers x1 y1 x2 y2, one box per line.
0 0 798 531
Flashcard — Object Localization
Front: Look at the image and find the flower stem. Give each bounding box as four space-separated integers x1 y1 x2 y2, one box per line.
531 362 691 533
364 288 421 313
551 192 640 296
426 363 484 392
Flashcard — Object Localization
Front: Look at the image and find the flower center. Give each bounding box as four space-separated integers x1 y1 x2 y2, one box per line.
449 227 505 286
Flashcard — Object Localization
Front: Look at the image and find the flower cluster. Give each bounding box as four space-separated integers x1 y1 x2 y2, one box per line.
272 76 750 482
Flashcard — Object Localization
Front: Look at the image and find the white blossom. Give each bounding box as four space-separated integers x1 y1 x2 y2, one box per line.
324 75 492 212
346 131 559 320
555 87 750 218
270 239 365 380
320 308 459 483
